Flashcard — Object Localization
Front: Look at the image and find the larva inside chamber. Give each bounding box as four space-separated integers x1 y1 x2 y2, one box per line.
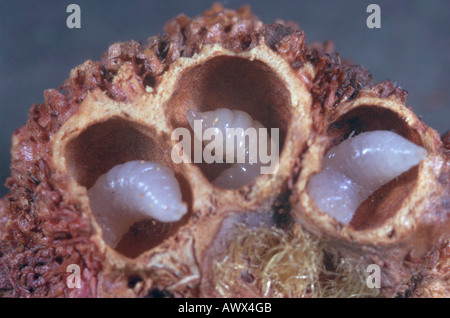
186 108 278 189
166 55 293 188
88 160 188 248
64 117 192 258
299 104 435 231
307 130 427 224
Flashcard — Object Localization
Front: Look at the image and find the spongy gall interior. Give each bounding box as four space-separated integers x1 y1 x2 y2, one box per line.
166 56 291 182
326 106 422 230
65 117 191 258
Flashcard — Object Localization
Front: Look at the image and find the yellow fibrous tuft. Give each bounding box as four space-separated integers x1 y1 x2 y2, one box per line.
212 223 380 298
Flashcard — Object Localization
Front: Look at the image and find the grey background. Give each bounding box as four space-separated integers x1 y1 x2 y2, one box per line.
0 0 449 197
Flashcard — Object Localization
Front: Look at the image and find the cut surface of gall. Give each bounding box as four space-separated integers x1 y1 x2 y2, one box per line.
186 108 278 189
88 160 187 247
307 130 427 224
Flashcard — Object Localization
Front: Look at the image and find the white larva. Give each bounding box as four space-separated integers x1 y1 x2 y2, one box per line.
187 108 263 163
307 130 427 224
88 160 187 248
186 108 271 189
213 161 262 189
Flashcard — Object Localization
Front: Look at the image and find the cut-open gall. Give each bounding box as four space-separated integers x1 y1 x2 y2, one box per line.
88 160 187 247
307 130 427 224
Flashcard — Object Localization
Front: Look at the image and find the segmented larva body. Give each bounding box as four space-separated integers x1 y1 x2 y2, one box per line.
307 130 427 224
88 160 187 247
186 108 272 189
187 108 264 162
